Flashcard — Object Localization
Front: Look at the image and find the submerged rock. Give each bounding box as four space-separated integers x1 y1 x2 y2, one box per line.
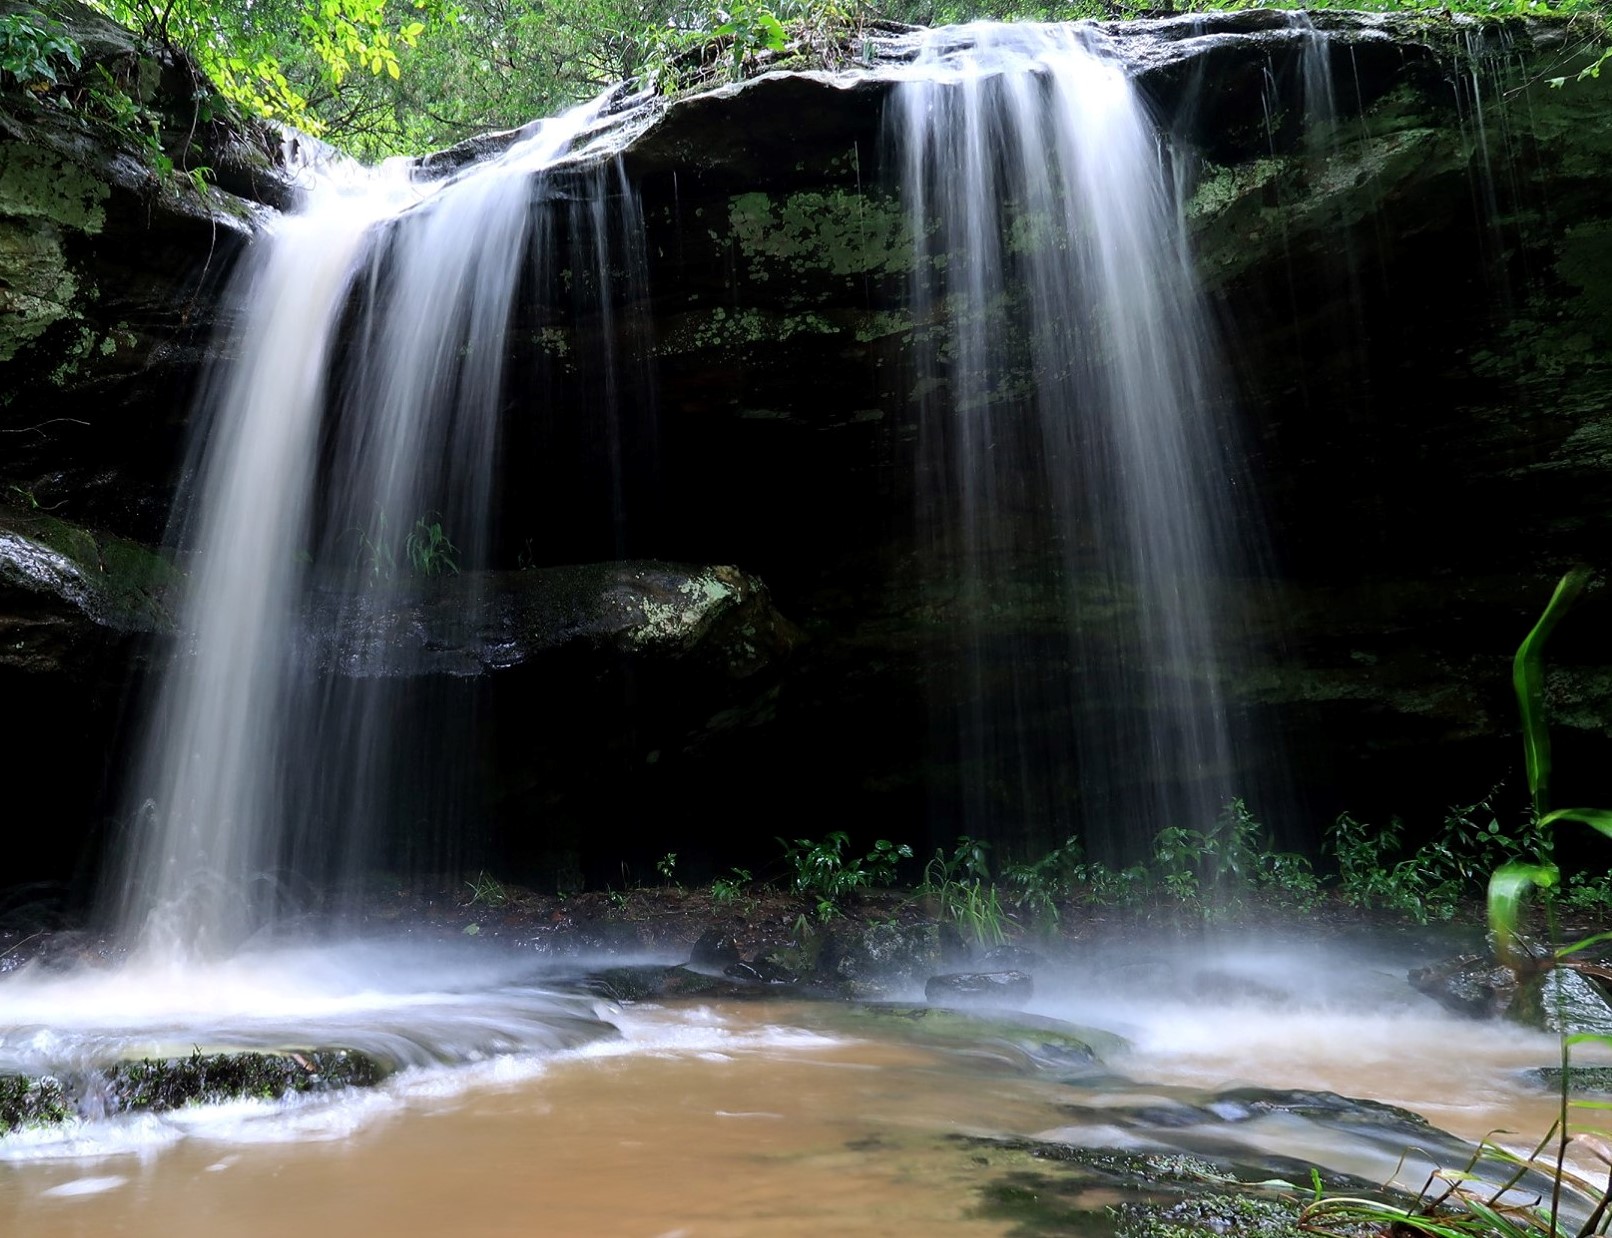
924 970 1034 1007
0 1048 385 1134
1522 1065 1612 1094
846 1003 1128 1073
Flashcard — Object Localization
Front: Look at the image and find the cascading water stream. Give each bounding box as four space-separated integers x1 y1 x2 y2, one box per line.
894 24 1252 860
111 98 640 961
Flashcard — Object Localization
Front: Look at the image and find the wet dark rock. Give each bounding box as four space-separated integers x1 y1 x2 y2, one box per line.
821 921 948 997
745 949 803 985
579 963 673 1002
0 1048 384 1133
1512 968 1612 1038
1523 1065 1612 1094
924 970 1034 1007
1410 952 1612 1035
954 1138 1367 1238
582 961 806 1002
978 944 1042 972
724 957 795 984
0 505 178 672
657 963 784 999
1409 952 1521 1019
1200 1087 1435 1134
689 927 743 968
1112 1193 1307 1238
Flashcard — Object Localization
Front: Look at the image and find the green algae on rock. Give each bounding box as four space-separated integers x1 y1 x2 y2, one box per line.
0 1048 385 1134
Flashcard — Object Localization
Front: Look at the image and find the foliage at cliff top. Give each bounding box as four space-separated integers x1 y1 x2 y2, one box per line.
6 0 1607 159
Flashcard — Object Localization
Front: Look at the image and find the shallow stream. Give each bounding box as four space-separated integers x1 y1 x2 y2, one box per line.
0 933 1594 1236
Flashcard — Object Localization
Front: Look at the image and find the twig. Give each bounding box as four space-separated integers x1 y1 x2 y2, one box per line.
0 417 90 436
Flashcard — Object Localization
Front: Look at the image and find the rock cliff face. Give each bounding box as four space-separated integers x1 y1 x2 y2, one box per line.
4 8 1611 888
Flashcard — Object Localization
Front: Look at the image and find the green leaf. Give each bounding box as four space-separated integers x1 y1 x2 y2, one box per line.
1513 566 1590 817
756 11 786 49
1540 806 1612 837
1487 860 1557 964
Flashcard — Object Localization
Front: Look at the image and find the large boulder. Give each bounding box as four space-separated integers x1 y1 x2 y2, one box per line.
0 0 293 539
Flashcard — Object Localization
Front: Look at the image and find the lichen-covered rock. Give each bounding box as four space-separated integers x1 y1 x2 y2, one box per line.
303 560 795 680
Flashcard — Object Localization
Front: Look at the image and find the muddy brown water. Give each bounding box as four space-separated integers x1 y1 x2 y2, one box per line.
1 986 1597 1238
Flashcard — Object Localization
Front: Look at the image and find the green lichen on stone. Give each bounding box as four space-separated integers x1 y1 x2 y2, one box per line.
853 309 913 343
0 142 109 233
657 304 842 357
726 188 915 283
1185 157 1287 223
0 218 77 362
625 568 737 652
1113 1193 1306 1238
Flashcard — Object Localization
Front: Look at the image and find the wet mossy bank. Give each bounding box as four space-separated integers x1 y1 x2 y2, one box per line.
2 11 1611 887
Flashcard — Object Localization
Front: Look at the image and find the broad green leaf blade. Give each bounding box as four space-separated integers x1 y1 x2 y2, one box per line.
1514 567 1590 817
1489 861 1559 963
1540 808 1612 840
1556 929 1612 960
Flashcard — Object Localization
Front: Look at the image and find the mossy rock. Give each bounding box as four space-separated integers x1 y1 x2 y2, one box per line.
0 506 178 629
1523 1064 1612 1094
1111 1193 1307 1238
845 1003 1130 1073
0 1047 385 1133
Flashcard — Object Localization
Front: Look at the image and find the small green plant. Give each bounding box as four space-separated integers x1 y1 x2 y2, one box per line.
710 866 751 905
1002 834 1083 927
463 870 508 908
1142 799 1319 917
405 515 459 577
0 11 81 90
354 510 459 581
655 851 678 885
921 835 1007 945
354 508 396 581
778 831 911 918
1328 792 1543 925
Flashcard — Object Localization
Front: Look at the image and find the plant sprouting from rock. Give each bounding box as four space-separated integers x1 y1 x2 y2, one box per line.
0 10 81 90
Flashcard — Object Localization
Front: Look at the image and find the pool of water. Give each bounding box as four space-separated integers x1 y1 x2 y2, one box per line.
0 933 1594 1236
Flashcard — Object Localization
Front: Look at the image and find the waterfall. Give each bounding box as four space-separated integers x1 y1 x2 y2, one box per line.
111 99 643 960
893 24 1253 861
